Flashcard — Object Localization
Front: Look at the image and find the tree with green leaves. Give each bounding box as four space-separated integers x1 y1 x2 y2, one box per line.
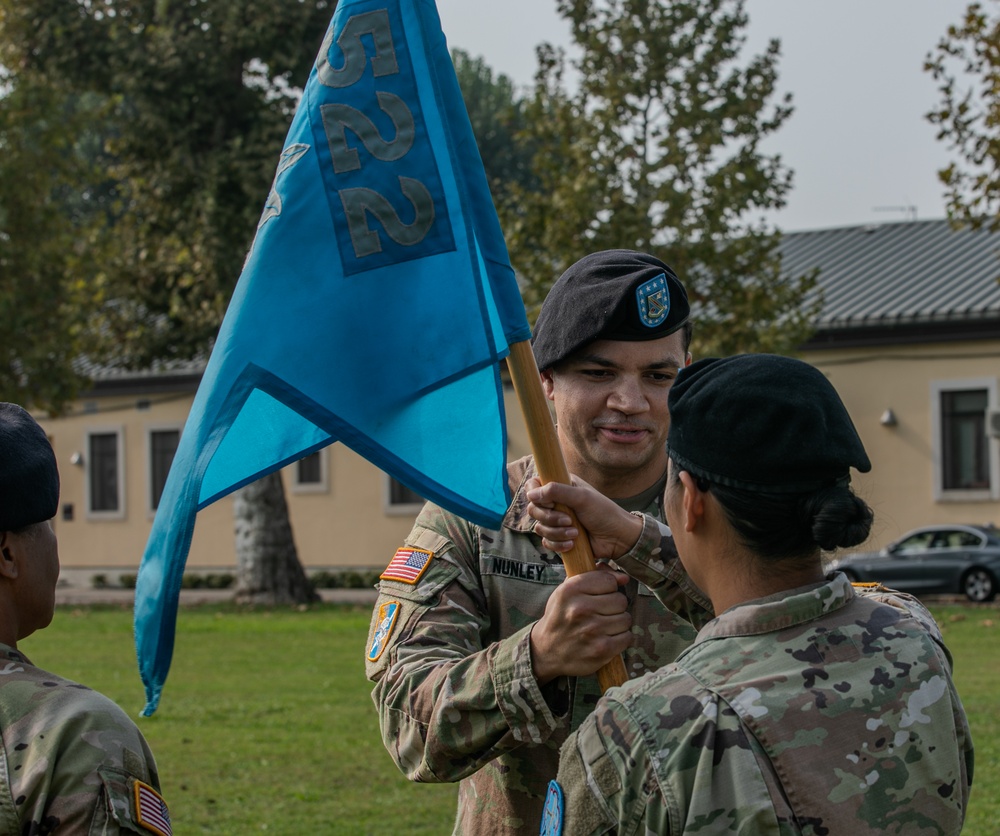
500 0 818 356
0 70 107 412
20 0 333 367
926 0 1000 232
0 0 332 603
452 48 539 210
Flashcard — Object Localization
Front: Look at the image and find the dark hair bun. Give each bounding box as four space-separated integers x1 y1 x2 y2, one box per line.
809 487 874 551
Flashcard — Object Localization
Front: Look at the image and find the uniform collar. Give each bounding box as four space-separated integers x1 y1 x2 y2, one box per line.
0 643 29 664
694 573 856 642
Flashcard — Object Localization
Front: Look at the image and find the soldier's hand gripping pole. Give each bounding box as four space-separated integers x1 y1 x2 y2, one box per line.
506 340 628 692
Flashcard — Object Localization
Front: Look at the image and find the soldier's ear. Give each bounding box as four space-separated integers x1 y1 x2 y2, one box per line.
540 368 556 402
677 471 705 533
0 531 21 580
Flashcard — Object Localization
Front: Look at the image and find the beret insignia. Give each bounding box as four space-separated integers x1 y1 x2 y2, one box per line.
636 273 670 328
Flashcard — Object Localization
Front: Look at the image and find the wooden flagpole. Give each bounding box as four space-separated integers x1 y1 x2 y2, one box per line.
506 340 628 692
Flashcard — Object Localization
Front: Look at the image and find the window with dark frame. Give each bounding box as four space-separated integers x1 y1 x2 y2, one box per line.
88 432 120 513
150 429 180 510
389 478 424 506
941 389 990 490
296 451 322 486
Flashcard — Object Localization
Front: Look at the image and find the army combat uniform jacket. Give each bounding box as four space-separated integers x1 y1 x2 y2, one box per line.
0 644 170 835
365 455 712 834
551 568 974 836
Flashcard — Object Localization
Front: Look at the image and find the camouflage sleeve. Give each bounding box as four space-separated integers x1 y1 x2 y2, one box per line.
555 704 667 836
848 581 950 659
1 680 167 835
848 581 976 791
612 514 713 628
557 684 786 836
365 504 566 783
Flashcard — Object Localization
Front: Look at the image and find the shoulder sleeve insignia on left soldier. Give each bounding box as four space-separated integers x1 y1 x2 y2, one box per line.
368 600 401 662
540 780 564 836
381 547 434 584
133 780 172 836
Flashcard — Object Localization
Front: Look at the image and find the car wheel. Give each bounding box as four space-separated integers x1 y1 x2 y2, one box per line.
962 568 997 603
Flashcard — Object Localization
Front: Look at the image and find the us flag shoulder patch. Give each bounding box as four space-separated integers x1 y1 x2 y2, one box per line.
381 547 434 584
134 780 172 836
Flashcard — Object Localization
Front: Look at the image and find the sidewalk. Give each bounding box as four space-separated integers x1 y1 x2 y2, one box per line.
54 565 381 607
55 586 379 606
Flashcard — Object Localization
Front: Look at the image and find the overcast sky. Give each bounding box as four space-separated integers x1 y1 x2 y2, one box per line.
436 0 974 232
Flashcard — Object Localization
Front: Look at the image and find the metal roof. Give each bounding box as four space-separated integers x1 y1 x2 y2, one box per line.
779 219 1000 330
69 355 207 399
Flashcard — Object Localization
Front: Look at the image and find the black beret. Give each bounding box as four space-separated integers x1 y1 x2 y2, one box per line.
532 249 690 370
0 403 60 531
667 355 871 493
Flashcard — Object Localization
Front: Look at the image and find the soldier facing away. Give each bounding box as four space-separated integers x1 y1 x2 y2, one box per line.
528 354 974 835
0 402 171 835
365 250 714 833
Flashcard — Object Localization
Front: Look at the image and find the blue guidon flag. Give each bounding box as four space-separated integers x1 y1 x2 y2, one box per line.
134 0 531 716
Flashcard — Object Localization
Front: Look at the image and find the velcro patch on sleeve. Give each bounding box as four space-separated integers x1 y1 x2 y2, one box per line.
134 780 172 836
367 600 401 662
380 547 434 584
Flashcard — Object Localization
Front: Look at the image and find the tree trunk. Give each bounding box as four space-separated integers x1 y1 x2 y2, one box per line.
232 471 319 605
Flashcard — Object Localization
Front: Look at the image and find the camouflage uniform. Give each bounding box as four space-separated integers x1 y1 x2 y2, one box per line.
366 455 712 834
552 571 974 836
0 644 170 835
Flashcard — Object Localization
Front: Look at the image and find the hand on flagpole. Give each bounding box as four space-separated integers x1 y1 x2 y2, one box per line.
507 340 629 691
528 567 633 685
526 477 644 560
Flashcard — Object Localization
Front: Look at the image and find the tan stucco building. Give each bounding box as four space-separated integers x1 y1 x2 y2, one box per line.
791 220 1000 545
37 365 533 580
36 219 1000 584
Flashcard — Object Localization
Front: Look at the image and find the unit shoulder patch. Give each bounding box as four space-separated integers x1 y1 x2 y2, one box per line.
381 547 434 584
367 600 401 662
540 780 564 836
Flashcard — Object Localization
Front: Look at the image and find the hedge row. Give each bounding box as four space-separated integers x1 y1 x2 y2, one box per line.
100 570 381 591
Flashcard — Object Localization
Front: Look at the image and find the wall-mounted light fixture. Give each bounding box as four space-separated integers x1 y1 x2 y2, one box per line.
880 408 898 427
69 451 84 466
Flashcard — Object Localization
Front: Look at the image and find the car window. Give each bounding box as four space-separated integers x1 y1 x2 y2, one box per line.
896 532 936 552
948 531 984 548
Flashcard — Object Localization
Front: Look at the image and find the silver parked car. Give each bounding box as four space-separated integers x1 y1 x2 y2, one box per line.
827 524 1000 603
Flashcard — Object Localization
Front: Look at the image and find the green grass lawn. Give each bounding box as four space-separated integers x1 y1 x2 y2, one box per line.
18 600 1000 834
930 604 1000 836
23 603 458 834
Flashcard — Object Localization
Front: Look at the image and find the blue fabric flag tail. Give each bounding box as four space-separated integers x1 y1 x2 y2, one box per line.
134 0 531 716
